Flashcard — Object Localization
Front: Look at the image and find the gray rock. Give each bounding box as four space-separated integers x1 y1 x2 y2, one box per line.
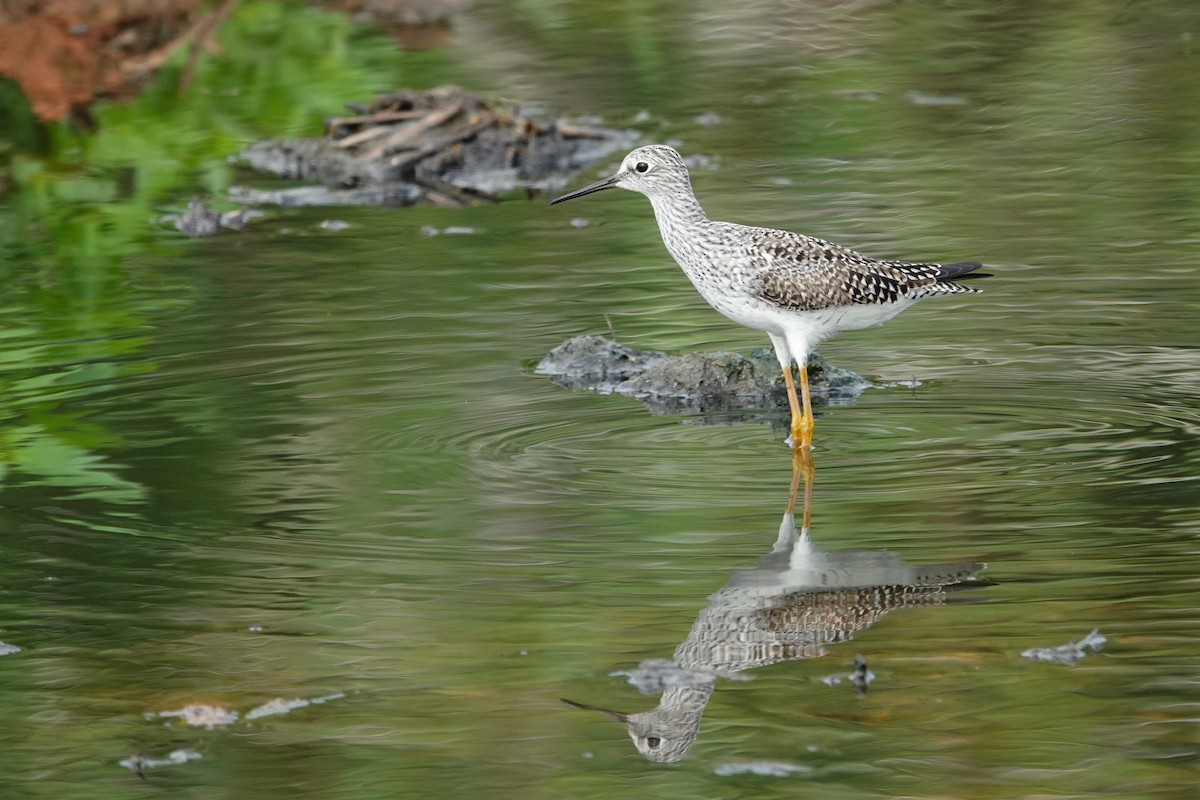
168 198 264 237
536 335 870 418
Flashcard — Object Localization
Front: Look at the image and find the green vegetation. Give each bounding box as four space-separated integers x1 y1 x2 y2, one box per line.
0 1 418 498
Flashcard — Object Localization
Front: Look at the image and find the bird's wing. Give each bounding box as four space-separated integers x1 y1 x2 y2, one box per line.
744 228 978 311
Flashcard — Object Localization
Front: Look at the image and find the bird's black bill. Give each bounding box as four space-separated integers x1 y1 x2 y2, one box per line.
549 174 619 205
560 698 629 722
936 261 990 280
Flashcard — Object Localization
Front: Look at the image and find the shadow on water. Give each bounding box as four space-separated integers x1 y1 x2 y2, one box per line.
564 451 990 764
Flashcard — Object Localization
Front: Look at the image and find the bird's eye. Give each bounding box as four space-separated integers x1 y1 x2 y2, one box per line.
634 162 650 174
645 736 662 749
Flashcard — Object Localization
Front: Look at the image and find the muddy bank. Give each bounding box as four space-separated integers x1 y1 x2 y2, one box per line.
536 335 870 418
233 85 638 207
0 0 204 123
0 1 477 123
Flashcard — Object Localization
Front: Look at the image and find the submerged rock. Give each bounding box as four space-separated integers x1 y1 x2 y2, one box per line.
819 655 874 697
235 85 638 207
168 198 264 237
536 335 870 418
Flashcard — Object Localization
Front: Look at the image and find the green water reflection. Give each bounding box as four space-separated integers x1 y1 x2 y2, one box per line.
564 456 989 765
1 1 1198 798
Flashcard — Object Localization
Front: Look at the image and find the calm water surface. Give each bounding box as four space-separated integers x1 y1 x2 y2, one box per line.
1 2 1198 798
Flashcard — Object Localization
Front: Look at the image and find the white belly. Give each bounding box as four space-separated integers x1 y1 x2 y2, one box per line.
702 292 917 369
707 293 914 341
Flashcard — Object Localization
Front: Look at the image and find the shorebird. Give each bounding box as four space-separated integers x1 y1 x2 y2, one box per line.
550 145 988 449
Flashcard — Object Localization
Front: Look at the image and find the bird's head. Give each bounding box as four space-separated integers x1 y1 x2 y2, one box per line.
551 145 691 205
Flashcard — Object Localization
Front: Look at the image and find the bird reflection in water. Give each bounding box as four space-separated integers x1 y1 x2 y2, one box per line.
563 451 988 763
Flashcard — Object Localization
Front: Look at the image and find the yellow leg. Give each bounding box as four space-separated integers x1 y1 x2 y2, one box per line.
798 361 815 439
782 365 802 429
782 362 815 449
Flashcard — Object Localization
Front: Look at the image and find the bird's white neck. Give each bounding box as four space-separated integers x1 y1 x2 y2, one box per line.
647 187 710 273
647 186 708 231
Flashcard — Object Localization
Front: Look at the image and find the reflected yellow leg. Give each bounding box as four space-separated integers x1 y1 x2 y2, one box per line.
796 450 816 532
782 363 815 449
787 446 815 532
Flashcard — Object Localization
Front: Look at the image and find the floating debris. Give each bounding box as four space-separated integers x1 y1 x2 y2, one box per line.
714 760 811 777
0 641 20 656
320 219 351 232
694 111 723 126
154 703 239 729
235 85 639 207
119 748 202 777
820 655 875 696
1021 629 1106 665
833 90 882 102
906 90 968 107
151 691 346 728
851 655 872 696
536 335 869 417
244 692 346 720
419 225 477 237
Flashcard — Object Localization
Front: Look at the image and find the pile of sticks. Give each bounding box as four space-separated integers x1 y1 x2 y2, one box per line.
236 85 635 207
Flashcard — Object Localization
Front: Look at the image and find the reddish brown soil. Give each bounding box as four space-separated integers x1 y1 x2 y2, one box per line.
0 0 205 122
